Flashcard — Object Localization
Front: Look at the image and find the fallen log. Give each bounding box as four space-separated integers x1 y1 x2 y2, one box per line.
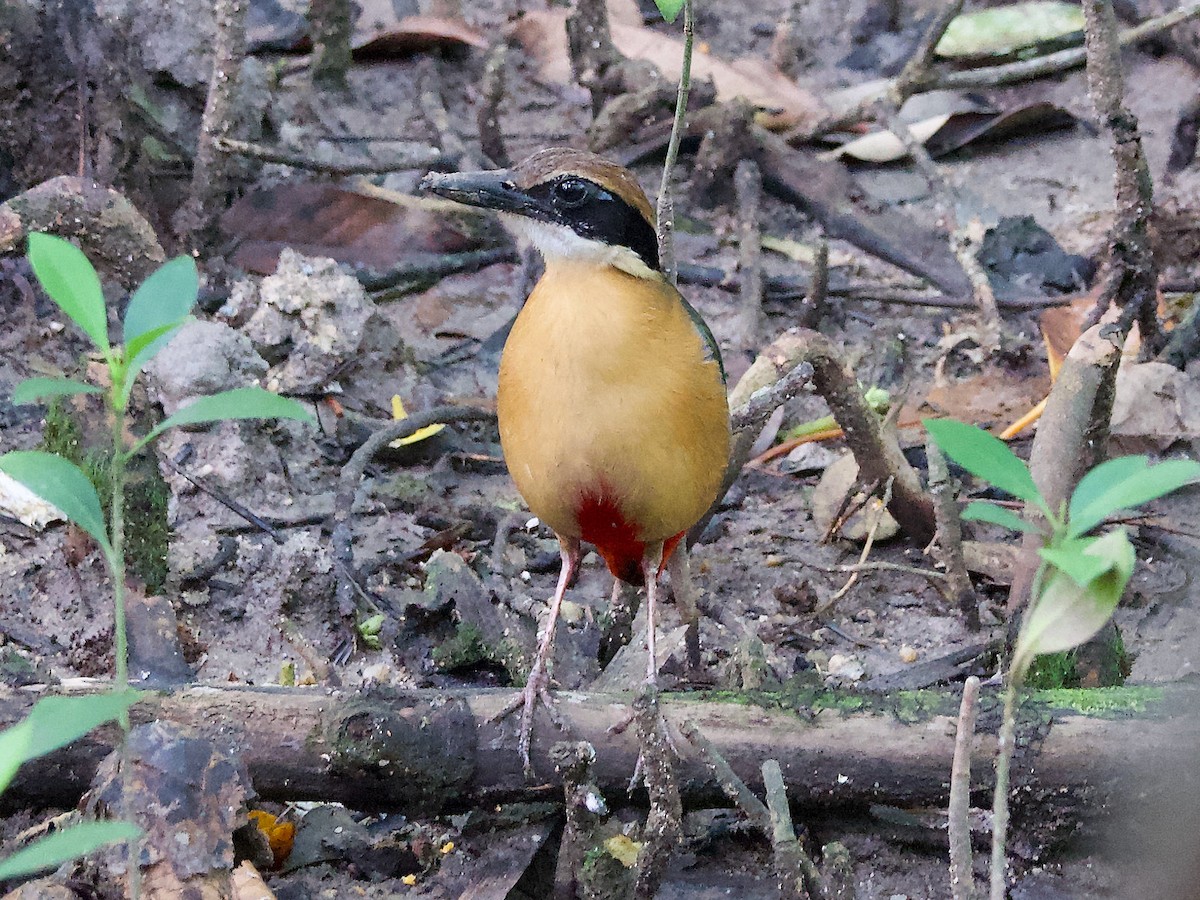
3 682 1196 843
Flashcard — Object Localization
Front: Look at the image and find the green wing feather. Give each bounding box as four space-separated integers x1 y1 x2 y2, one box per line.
679 295 726 384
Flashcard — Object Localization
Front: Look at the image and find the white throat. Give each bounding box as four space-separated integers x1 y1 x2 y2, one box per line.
503 216 658 280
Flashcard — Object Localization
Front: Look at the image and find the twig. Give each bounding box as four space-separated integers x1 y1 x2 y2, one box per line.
820 477 893 610
678 719 772 834
990 678 1020 900
551 741 608 898
655 0 694 286
795 0 963 142
308 0 352 90
162 455 285 545
632 687 683 899
804 559 949 583
212 136 445 174
330 406 495 617
937 1 1200 90
735 159 765 350
477 41 511 168
926 437 979 630
355 247 517 293
763 759 819 900
174 0 248 244
566 0 622 116
416 58 480 170
949 675 981 900
1081 0 1162 352
799 233 829 329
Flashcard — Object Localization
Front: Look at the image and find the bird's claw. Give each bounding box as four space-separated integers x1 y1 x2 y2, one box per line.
490 660 566 779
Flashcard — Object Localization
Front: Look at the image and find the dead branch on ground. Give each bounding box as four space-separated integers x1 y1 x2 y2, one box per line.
477 41 512 167
949 676 982 900
174 0 249 244
735 159 765 352
927 436 979 630
4 681 1198 848
1081 0 1162 349
212 136 447 174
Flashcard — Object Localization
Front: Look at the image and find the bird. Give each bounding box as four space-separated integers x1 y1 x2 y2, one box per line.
422 148 731 773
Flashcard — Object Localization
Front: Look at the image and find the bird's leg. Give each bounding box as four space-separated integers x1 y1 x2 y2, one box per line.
493 535 580 778
641 541 666 686
666 546 701 673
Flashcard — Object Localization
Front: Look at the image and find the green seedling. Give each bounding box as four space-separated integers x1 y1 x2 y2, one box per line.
0 693 141 880
0 233 315 884
924 418 1200 900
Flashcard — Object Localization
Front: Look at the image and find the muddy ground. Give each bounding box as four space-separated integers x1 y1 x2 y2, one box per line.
2 0 1200 896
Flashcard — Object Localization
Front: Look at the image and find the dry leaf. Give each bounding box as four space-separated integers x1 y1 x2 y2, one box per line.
825 114 952 163
509 1 827 132
221 184 500 274
353 9 487 55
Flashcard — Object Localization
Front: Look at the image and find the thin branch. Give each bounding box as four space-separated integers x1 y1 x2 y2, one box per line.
735 159 765 349
655 0 694 285
477 41 511 167
174 0 249 243
212 136 446 173
949 675 981 900
926 437 979 630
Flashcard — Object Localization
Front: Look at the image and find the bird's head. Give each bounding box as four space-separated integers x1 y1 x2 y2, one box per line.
421 148 660 278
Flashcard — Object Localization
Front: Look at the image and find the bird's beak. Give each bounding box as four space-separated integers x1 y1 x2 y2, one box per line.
420 169 541 216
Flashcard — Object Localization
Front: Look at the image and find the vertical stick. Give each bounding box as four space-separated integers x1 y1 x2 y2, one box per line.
655 0 694 286
174 0 249 243
949 676 981 900
989 679 1020 900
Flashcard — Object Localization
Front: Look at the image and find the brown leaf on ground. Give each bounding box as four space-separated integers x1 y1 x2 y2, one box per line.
353 9 487 56
509 2 828 131
828 102 1076 163
919 365 1051 430
220 184 501 274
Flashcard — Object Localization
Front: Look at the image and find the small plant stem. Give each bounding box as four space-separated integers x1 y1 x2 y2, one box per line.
108 390 140 898
109 409 129 698
989 676 1020 900
655 0 694 286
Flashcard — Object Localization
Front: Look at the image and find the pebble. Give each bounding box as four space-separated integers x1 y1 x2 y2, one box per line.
899 646 919 663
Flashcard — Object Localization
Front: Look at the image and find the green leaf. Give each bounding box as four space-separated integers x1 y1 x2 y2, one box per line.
135 386 315 451
12 377 103 405
0 451 110 552
27 233 110 353
922 418 1044 505
122 256 198 354
1039 537 1112 586
0 692 137 796
0 720 32 795
936 1 1083 59
654 0 686 23
0 821 141 880
962 501 1039 534
1012 529 1135 680
21 692 140 761
121 317 192 406
1068 456 1200 538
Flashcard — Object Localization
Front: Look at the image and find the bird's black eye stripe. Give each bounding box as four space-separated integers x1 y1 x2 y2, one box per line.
524 177 661 271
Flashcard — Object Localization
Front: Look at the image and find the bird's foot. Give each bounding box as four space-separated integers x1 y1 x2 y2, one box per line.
491 659 567 779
